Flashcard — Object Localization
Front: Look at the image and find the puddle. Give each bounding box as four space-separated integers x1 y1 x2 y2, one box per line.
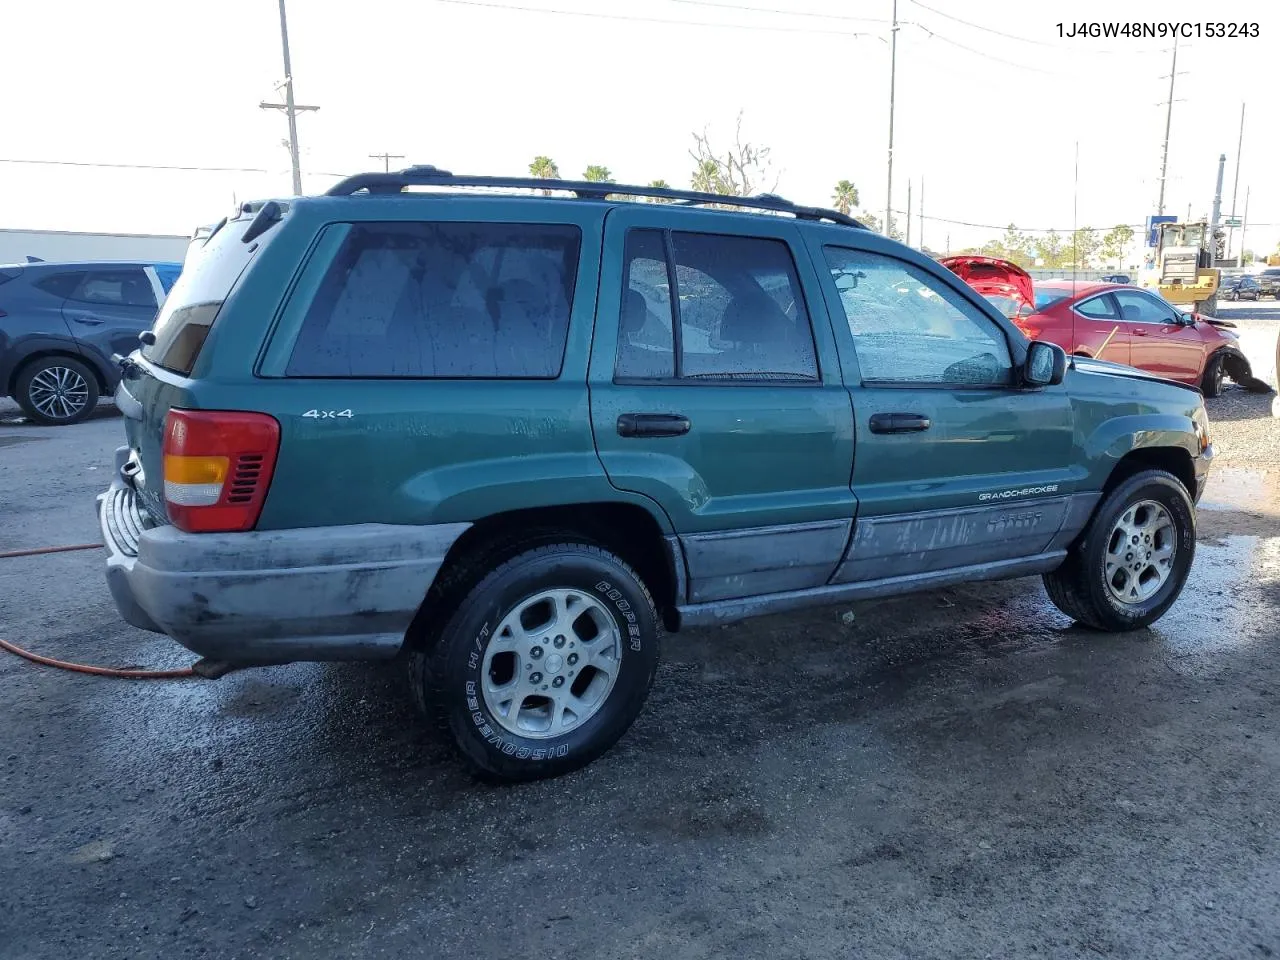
1198 467 1280 515
1153 535 1280 670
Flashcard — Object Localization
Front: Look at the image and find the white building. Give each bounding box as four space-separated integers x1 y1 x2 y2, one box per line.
0 228 189 265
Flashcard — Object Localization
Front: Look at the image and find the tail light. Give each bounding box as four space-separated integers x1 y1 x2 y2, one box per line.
163 409 280 533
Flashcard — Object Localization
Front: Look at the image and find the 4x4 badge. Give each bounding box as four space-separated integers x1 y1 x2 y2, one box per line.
302 409 354 420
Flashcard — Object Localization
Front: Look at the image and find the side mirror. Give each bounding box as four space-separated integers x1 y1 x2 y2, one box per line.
1180 312 1196 326
1024 340 1067 387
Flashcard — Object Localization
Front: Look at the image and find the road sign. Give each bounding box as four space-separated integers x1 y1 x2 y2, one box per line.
1146 215 1177 247
1223 218 1242 227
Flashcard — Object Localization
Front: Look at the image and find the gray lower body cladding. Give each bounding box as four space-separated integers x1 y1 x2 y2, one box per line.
99 449 469 664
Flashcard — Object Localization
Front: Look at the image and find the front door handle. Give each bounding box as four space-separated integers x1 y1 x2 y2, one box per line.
617 413 691 438
70 315 104 325
1132 327 1149 336
869 412 931 435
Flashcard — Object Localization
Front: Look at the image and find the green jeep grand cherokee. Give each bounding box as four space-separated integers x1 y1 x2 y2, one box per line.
99 167 1214 781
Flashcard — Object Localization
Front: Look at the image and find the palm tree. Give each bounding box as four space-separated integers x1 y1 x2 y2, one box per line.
529 156 560 179
645 179 673 203
691 159 723 195
582 165 614 183
831 180 859 216
529 156 560 196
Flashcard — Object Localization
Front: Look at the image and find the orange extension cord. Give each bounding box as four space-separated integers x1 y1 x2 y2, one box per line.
0 542 197 679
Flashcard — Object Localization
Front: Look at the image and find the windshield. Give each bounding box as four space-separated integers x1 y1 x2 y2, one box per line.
982 294 1026 319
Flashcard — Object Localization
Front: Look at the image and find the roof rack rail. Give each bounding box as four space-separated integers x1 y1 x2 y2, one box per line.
324 165 867 229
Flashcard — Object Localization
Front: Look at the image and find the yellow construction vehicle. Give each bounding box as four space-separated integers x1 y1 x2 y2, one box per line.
1140 220 1221 317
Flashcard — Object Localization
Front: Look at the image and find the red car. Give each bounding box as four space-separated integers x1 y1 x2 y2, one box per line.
941 255 1261 397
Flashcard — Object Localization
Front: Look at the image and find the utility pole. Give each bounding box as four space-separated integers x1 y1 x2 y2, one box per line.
369 152 406 173
1239 186 1250 266
1209 153 1225 266
1156 36 1178 216
258 0 318 196
905 179 912 246
885 0 899 238
1227 103 1245 261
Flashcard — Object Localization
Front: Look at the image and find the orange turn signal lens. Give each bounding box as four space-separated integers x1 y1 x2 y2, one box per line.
163 455 229 485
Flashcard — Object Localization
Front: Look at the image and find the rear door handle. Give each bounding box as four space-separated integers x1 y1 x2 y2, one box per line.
70 315 104 326
617 413 691 438
869 412 931 435
1132 327 1149 336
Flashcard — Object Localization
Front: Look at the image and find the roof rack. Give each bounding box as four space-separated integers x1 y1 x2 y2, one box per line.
324 165 867 229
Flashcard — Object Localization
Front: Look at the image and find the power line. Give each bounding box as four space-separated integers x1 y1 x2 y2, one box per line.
904 0 1054 46
903 0 1167 56
0 157 272 173
429 0 880 37
904 20 1064 75
664 0 891 23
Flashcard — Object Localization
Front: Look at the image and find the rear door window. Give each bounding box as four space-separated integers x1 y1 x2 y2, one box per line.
614 228 818 382
34 272 86 299
70 269 156 308
286 222 582 378
1075 294 1119 320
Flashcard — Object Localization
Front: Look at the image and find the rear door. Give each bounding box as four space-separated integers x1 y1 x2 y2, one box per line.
1113 288 1204 382
588 206 856 604
1072 292 1131 366
810 237 1078 583
60 267 159 372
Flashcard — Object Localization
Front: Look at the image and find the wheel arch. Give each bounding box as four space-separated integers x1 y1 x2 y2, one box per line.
1103 446 1197 500
6 344 109 396
405 501 684 648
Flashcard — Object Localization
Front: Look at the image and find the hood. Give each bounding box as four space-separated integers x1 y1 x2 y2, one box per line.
939 255 1035 311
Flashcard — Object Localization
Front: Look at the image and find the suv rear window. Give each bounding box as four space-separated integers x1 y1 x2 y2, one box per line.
144 219 269 375
286 222 581 379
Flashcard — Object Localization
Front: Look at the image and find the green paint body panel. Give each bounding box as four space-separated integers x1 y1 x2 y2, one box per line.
118 192 1209 581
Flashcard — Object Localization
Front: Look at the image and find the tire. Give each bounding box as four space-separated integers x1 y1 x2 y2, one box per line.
1201 352 1227 397
408 542 660 782
1043 469 1195 632
1229 290 1239 301
13 356 99 425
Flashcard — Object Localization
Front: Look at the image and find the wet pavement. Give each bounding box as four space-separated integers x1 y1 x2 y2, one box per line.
1 329 1279 959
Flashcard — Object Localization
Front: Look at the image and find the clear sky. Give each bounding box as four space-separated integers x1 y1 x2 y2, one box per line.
2 0 1276 256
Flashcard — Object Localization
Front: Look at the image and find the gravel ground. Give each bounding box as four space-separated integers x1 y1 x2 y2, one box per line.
1 312 1278 960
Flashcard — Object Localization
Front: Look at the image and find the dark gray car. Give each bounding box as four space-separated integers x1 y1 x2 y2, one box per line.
0 260 180 424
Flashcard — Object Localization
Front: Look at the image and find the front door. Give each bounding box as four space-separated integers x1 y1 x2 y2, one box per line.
588 207 856 604
809 239 1079 583
1112 288 1205 383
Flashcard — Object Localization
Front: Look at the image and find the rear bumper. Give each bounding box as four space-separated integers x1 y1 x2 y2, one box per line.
98 447 470 664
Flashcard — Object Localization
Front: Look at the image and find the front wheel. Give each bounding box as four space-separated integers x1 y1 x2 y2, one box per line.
409 542 660 782
1043 469 1195 632
1201 352 1227 397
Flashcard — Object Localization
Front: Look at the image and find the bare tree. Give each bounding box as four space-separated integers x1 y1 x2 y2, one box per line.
689 111 780 197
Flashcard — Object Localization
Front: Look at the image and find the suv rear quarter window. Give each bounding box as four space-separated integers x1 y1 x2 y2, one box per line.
144 217 272 375
287 222 582 379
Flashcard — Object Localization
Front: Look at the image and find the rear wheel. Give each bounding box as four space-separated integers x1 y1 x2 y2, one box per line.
14 356 99 425
409 542 660 782
1043 470 1195 632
